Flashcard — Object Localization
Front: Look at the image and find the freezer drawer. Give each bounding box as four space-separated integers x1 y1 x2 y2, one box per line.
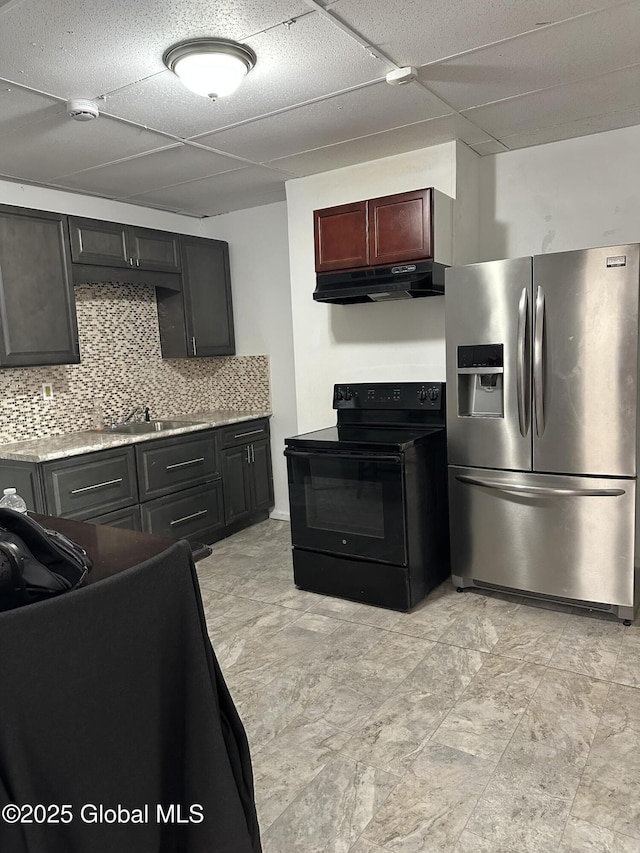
449 465 636 611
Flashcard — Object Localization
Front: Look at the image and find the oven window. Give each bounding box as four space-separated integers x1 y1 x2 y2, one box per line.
305 468 385 538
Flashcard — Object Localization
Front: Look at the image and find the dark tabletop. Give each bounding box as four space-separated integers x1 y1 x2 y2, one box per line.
30 514 211 584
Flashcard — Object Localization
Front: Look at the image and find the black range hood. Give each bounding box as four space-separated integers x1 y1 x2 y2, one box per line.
313 260 448 305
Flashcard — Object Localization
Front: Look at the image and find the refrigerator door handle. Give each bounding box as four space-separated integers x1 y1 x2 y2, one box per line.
516 287 529 437
455 474 625 498
533 285 546 436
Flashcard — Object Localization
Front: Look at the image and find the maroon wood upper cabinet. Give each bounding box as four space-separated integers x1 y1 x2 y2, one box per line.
313 188 434 274
369 188 432 266
313 201 368 272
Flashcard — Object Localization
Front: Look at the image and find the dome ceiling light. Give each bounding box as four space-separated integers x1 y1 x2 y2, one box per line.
163 38 257 101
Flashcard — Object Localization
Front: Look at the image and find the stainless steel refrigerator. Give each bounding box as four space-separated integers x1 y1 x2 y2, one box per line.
445 244 640 622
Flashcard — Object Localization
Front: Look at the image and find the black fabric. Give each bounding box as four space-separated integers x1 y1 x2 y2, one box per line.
0 540 261 853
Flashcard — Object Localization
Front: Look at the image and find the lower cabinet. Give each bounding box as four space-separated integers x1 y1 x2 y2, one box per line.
0 418 273 545
140 481 225 541
88 505 142 531
219 419 274 528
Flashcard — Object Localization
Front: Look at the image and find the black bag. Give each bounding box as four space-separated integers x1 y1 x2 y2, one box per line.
0 508 92 611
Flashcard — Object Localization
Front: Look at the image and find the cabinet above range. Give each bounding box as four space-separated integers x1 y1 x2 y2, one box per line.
312 187 453 304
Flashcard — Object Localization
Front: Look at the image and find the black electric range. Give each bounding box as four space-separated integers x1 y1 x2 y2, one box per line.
284 382 450 610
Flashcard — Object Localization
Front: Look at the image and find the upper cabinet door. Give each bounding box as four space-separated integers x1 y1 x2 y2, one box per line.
368 188 433 266
182 236 235 357
0 208 80 367
314 201 368 272
128 227 181 273
68 217 130 268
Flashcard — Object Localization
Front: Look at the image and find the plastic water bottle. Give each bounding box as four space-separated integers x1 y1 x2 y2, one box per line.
0 488 28 513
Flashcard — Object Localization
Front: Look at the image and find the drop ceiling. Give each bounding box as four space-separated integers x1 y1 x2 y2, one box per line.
0 0 638 217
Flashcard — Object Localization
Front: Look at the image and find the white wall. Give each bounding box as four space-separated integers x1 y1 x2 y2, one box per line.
478 124 640 260
201 202 296 519
0 178 204 236
285 142 472 434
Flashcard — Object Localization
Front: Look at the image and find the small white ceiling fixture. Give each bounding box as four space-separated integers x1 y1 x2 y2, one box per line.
163 38 257 100
385 67 418 86
66 98 100 121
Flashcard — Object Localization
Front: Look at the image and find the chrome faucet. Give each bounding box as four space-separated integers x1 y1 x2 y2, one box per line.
122 405 150 424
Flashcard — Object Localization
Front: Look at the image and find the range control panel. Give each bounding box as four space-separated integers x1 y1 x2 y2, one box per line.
333 382 444 410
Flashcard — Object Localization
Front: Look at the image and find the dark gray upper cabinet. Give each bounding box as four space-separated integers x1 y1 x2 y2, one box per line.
68 217 181 273
157 235 235 358
0 206 80 367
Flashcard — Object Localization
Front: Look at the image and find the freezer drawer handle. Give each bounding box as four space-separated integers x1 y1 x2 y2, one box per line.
170 509 208 526
284 448 401 463
533 285 546 437
455 474 625 498
165 456 205 470
516 287 530 437
70 477 123 494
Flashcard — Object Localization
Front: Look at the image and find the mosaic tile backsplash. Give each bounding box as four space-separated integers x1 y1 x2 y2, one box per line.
0 284 270 444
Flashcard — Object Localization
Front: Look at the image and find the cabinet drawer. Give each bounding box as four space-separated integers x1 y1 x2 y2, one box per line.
136 431 218 501
87 505 142 531
219 419 270 449
140 481 224 543
42 448 138 521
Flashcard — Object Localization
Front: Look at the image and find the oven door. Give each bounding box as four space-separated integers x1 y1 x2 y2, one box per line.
285 447 407 565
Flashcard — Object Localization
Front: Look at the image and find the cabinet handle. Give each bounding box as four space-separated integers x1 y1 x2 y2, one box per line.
135 257 140 267
192 336 197 356
128 257 134 266
170 509 208 526
234 428 263 439
70 477 123 494
246 445 251 464
166 456 205 471
250 443 255 463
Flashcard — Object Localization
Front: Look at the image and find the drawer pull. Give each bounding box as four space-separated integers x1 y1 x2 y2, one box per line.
166 456 205 471
170 509 208 526
234 428 264 439
70 477 123 495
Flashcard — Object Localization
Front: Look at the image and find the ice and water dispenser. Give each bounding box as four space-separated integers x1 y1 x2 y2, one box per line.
456 344 504 417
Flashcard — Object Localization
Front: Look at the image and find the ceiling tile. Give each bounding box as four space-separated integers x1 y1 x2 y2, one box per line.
463 64 640 139
498 106 640 151
420 3 640 111
0 0 309 99
0 114 173 183
332 0 629 67
103 12 388 138
195 81 450 162
267 114 492 177
124 165 290 215
52 143 244 196
0 83 64 132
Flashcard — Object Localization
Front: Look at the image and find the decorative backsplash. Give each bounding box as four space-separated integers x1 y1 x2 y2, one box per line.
0 284 270 444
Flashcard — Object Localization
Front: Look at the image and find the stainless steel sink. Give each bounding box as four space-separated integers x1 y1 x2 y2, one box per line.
108 419 205 434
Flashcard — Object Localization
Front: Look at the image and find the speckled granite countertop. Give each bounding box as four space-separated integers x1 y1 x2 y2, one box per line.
0 410 272 463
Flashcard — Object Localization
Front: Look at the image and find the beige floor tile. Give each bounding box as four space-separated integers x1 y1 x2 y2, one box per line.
559 817 640 852
431 655 545 761
261 754 398 853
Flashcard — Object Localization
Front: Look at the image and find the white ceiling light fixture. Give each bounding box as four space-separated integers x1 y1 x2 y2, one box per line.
163 38 256 101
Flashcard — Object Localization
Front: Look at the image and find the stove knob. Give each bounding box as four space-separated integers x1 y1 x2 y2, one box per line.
418 389 427 402
335 388 344 401
344 389 353 401
427 387 439 401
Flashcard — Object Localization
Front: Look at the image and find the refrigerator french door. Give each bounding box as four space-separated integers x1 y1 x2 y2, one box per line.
445 244 640 621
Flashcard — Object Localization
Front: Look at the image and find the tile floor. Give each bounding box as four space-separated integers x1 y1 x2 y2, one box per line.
195 519 640 853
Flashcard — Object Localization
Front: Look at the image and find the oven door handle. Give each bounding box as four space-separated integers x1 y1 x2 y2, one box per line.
284 448 402 463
